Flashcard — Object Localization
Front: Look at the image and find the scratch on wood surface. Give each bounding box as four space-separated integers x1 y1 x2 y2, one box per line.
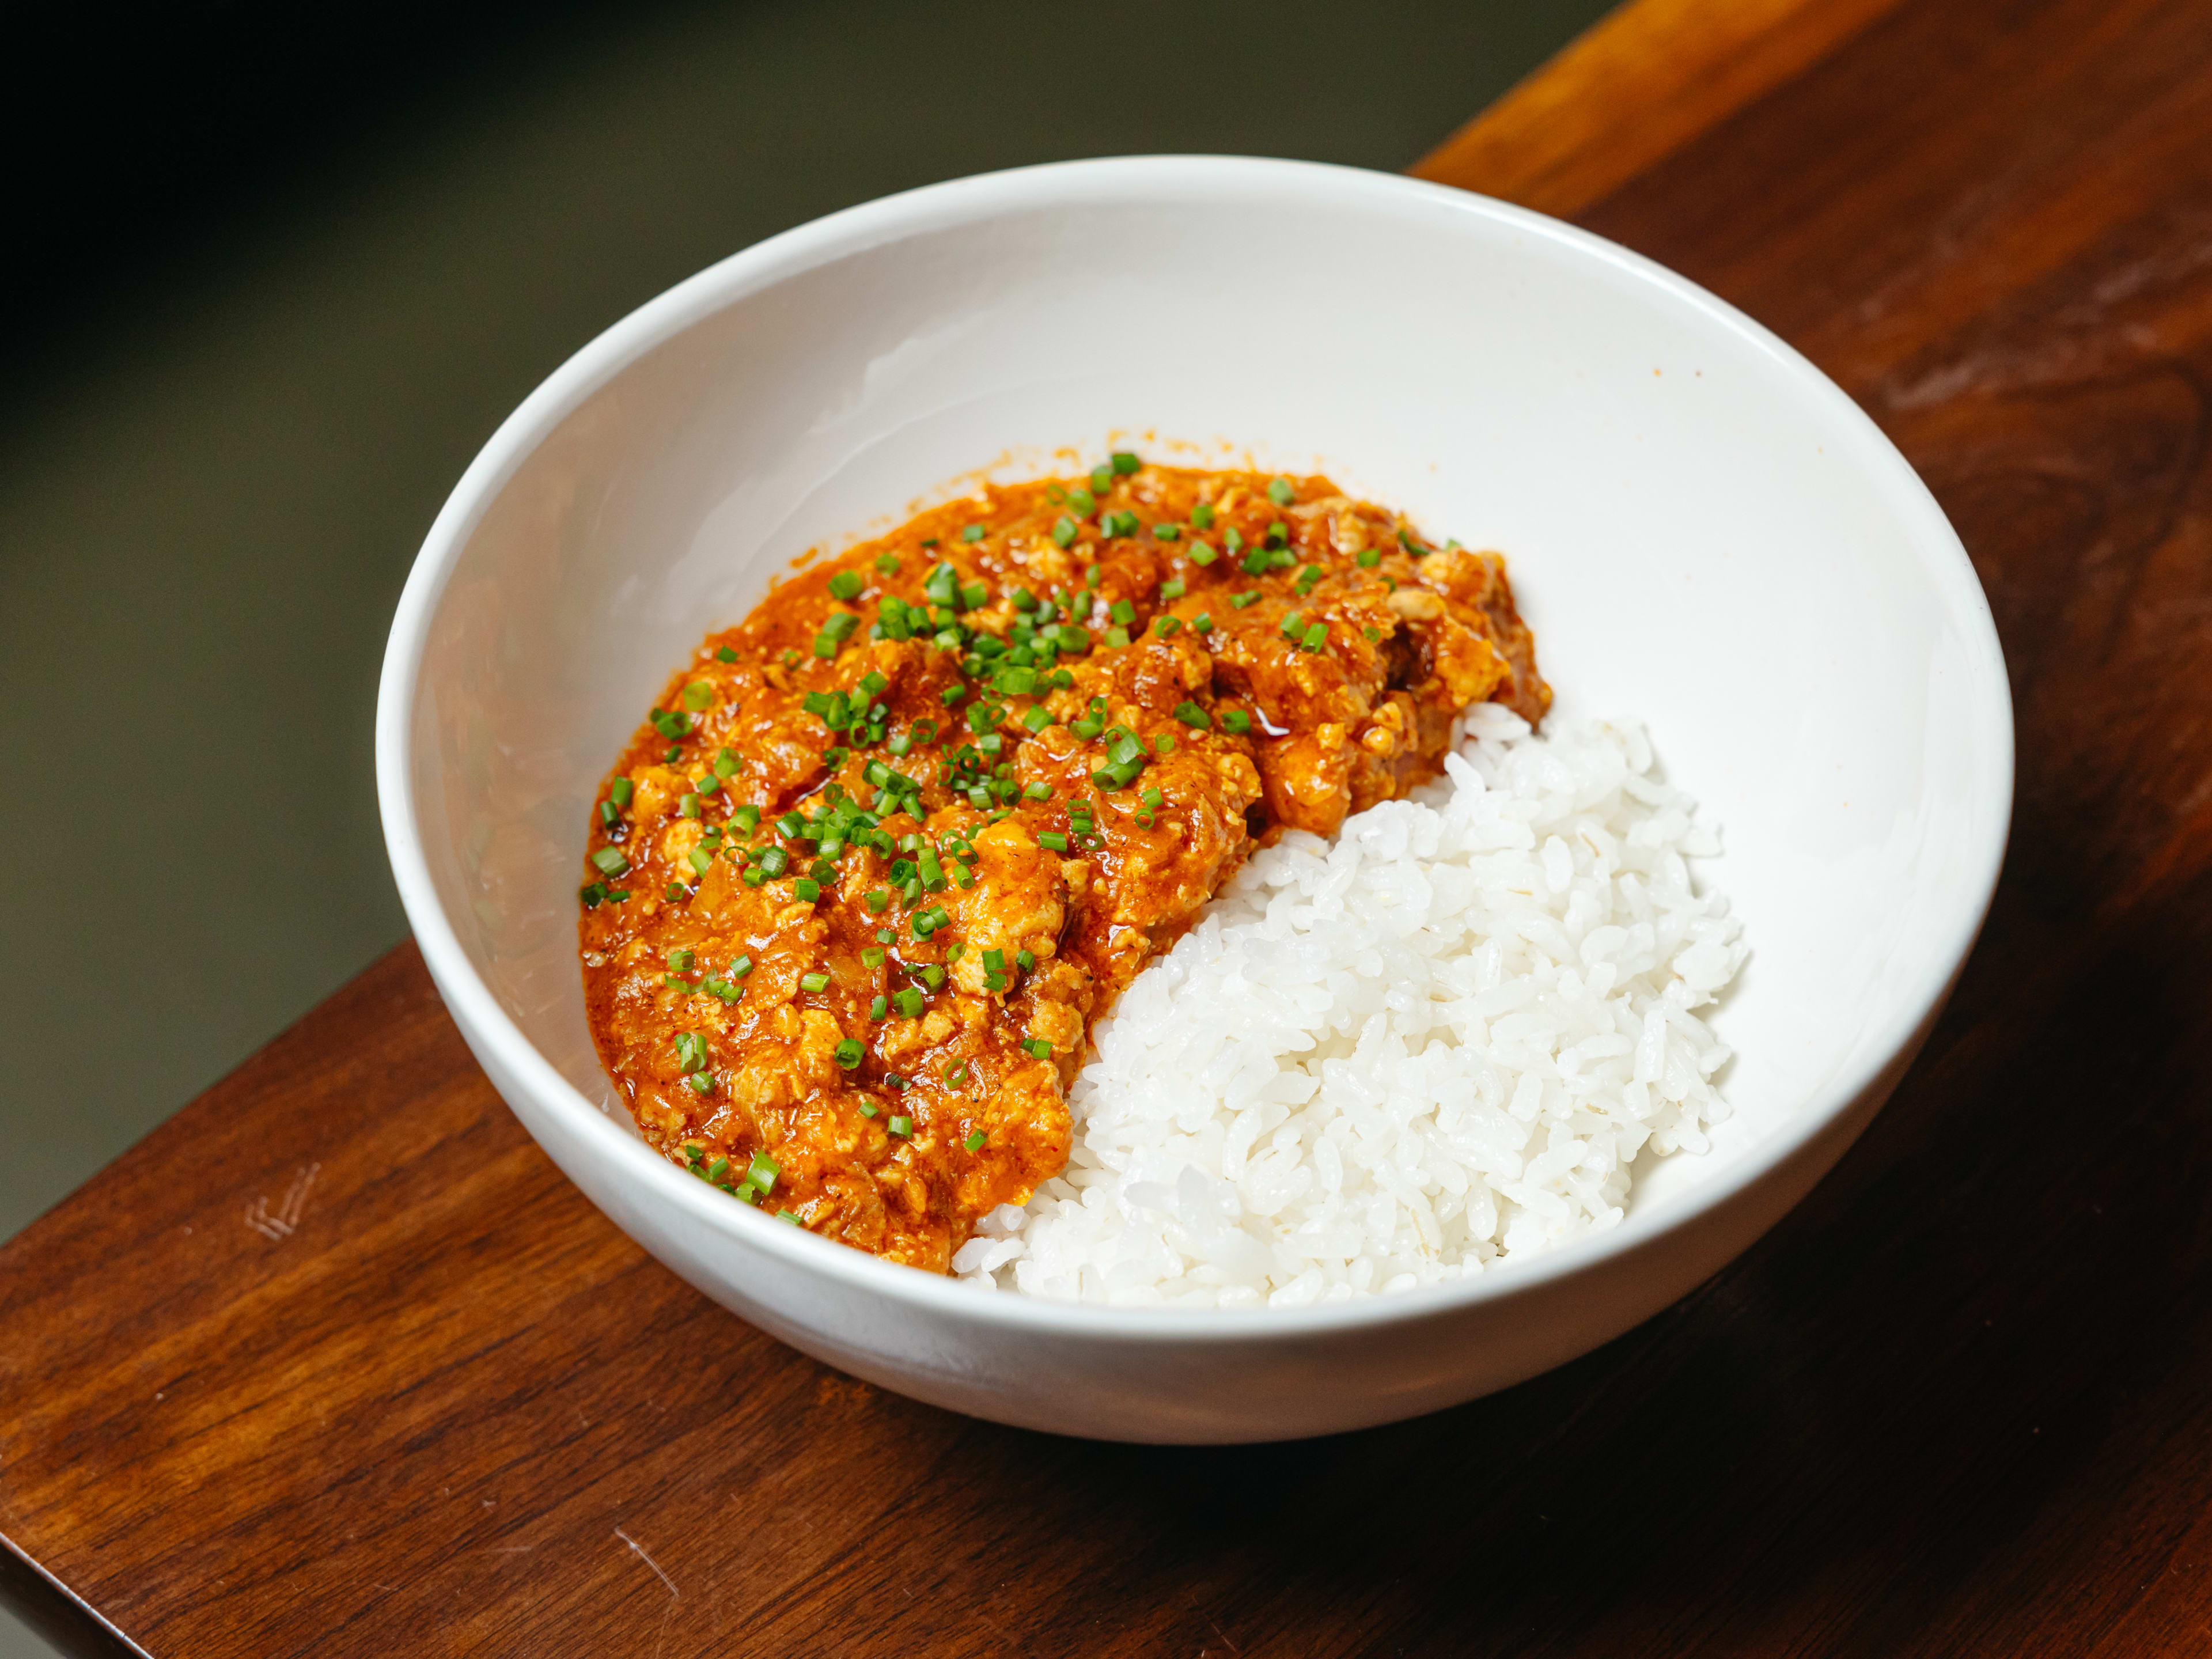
1207 1616 1241 1653
616 1526 677 1597
244 1162 320 1241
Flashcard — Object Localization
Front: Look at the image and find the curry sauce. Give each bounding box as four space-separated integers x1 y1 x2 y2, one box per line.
578 460 1547 1271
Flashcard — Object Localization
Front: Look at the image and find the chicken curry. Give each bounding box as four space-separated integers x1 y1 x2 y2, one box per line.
578 459 1547 1271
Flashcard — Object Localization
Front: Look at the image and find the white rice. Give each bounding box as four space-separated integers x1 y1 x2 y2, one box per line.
951 704 1747 1308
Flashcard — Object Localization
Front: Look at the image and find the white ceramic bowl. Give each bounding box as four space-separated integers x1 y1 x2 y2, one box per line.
377 156 2010 1444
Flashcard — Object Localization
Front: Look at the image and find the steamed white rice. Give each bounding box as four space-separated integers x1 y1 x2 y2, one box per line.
952 704 1747 1308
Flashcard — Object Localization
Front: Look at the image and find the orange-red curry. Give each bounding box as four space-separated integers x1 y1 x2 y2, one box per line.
579 460 1547 1271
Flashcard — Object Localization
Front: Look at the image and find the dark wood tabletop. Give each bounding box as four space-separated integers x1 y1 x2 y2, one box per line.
10 0 2212 1652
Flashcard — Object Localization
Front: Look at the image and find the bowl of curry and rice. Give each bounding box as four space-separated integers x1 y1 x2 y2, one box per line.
377 156 2010 1443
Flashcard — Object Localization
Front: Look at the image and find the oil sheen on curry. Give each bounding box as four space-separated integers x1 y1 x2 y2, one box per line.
579 459 1548 1272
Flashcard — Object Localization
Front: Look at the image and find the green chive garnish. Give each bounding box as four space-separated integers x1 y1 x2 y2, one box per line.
590 848 629 876
835 1038 863 1069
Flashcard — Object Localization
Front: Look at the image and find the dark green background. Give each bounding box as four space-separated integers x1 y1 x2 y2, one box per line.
0 1 1605 1649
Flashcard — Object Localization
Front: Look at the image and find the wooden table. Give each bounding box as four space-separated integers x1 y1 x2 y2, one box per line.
9 0 2212 1650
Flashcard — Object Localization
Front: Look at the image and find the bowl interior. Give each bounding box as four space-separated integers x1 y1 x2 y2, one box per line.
393 159 2008 1251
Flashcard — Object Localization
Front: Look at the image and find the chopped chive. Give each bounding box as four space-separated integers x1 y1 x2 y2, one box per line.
610 777 635 809
983 948 1006 972
1160 578 1185 600
888 1116 914 1138
1024 1038 1052 1060
1268 476 1295 506
1189 541 1216 566
1109 598 1136 626
1154 616 1181 638
1111 450 1140 474
715 645 739 662
1105 626 1130 649
1039 831 1069 852
599 800 618 827
800 971 830 993
1052 515 1078 547
875 551 901 574
1231 590 1260 608
1016 949 1035 970
1154 523 1181 541
732 804 760 832
945 1061 969 1085
682 682 714 711
748 1152 781 1192
1398 529 1427 556
965 1130 987 1152
894 987 925 1018
686 1073 714 1096
834 1037 863 1069
793 877 821 902
590 847 630 877
1220 709 1252 735
1173 700 1210 728
859 1101 880 1118
1357 547 1381 569
1192 613 1213 634
687 847 713 876
828 570 864 601
870 994 888 1020
777 1210 801 1224
960 524 986 543
1302 622 1329 651
1022 705 1051 734
866 888 889 912
1141 786 1164 808
862 946 885 969
1023 781 1052 801
1364 625 1382 641
1192 502 1216 529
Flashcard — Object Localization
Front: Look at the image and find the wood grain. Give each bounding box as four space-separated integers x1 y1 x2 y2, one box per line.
1410 0 1912 216
12 0 2212 1652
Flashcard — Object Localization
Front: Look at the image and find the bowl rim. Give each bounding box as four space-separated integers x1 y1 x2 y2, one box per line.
376 153 2014 1343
